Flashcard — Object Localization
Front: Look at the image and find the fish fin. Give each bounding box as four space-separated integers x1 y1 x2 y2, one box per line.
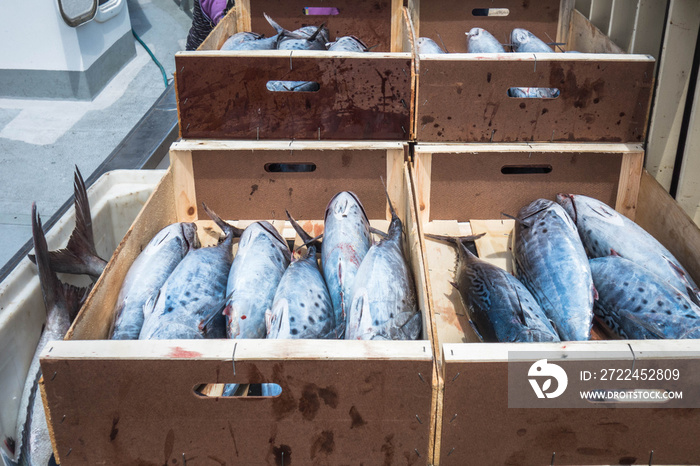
686 287 700 307
31 203 58 314
618 309 666 339
201 202 244 240
370 227 388 239
500 211 533 228
468 319 485 342
379 176 397 221
436 31 449 53
1 447 18 466
448 281 459 291
61 281 92 323
663 256 699 304
609 249 622 257
398 311 422 340
307 22 327 42
199 294 230 339
263 12 285 34
285 210 318 247
264 308 274 336
592 285 599 301
424 233 486 244
510 284 528 327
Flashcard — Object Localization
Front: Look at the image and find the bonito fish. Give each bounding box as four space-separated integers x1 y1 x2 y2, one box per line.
511 28 553 53
590 255 700 339
110 222 199 340
513 199 595 340
466 27 505 53
220 31 263 50
327 36 369 52
417 37 446 54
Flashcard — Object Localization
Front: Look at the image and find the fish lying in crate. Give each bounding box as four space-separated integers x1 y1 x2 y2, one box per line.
427 194 700 342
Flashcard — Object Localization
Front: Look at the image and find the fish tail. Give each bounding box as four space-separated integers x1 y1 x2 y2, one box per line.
424 233 486 245
200 202 244 240
32 203 59 314
263 12 285 34
379 176 397 221
285 210 323 250
28 166 107 278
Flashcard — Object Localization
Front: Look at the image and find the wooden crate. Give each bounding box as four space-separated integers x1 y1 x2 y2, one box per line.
39 141 438 465
175 1 416 140
411 143 700 465
410 0 656 143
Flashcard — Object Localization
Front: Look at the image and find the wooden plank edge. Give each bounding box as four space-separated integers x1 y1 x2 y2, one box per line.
615 150 644 220
170 149 197 223
557 0 576 47
197 7 238 51
176 50 413 59
171 140 406 151
417 52 653 61
413 142 644 154
173 71 183 139
235 0 250 34
39 376 61 465
568 8 625 53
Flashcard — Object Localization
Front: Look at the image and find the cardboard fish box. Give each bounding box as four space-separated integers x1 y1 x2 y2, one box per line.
175 1 416 140
40 141 437 465
411 143 700 465
409 0 656 143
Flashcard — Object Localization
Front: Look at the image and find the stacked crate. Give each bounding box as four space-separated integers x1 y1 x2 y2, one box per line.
407 1 700 465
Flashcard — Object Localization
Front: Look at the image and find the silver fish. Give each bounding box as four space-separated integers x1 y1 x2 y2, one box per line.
139 204 239 340
225 222 291 339
225 34 281 50
263 12 329 50
28 167 107 279
511 28 553 53
264 13 330 43
319 192 372 339
426 234 560 342
513 199 595 341
110 223 199 340
417 37 446 54
327 36 369 52
220 31 263 50
556 193 700 303
466 27 505 53
591 256 700 339
508 87 560 98
266 81 320 92
8 205 90 466
345 188 421 340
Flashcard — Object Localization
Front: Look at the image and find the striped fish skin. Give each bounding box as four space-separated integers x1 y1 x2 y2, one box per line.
266 246 334 339
556 193 699 301
139 207 235 340
466 28 505 53
225 222 291 339
511 28 553 52
345 209 421 341
590 256 700 339
111 223 199 340
417 37 446 54
220 31 263 50
327 36 368 52
435 236 559 342
321 192 372 339
513 199 595 341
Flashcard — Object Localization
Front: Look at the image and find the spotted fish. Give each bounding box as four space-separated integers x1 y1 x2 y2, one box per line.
511 28 553 53
513 199 595 340
417 37 446 54
110 223 199 340
266 81 319 92
426 234 560 342
139 204 238 340
224 34 281 50
466 27 505 53
345 186 421 340
220 31 264 50
590 255 700 339
327 36 369 52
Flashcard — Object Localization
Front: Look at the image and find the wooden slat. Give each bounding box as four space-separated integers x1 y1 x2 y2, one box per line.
169 150 197 223
628 0 667 56
197 7 238 51
416 54 654 143
557 0 576 46
645 0 700 190
615 150 644 220
589 0 613 31
677 71 700 225
235 0 250 34
568 8 625 53
607 0 638 51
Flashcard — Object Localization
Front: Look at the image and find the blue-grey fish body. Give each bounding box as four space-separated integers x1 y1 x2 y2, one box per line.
111 223 199 340
225 222 291 339
226 34 281 50
591 256 700 339
266 81 319 92
556 193 700 302
466 28 505 53
139 206 235 340
511 28 553 52
508 87 560 98
321 192 372 338
417 37 446 54
263 13 329 50
220 31 263 50
346 208 421 340
266 246 334 339
513 199 595 340
277 33 327 50
430 235 559 342
327 36 368 52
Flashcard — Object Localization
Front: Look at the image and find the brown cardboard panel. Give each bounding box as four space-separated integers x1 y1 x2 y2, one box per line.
418 0 560 53
190 149 389 220
428 152 622 221
176 54 412 140
249 0 394 52
416 57 655 143
440 360 700 465
42 350 433 465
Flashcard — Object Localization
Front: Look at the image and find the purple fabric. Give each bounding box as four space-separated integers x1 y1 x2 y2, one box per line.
304 7 340 15
200 0 228 24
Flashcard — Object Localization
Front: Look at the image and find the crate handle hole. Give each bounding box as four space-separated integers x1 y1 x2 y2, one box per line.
472 8 509 17
194 383 283 397
303 7 340 15
267 81 320 92
265 163 317 173
501 165 552 175
508 87 560 98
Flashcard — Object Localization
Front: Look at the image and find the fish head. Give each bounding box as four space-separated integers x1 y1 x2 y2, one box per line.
555 193 577 223
466 27 483 39
560 194 623 228
326 191 369 223
510 28 532 49
517 198 554 223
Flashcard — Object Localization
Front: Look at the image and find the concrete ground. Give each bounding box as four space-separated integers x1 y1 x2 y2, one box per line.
0 0 192 269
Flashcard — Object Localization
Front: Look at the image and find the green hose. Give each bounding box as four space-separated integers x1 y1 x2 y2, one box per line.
131 28 169 88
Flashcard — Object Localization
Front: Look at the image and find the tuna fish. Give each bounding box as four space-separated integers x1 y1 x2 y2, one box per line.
266 81 320 92
277 26 328 51
28 167 107 279
466 27 505 53
417 37 446 54
224 34 281 50
139 204 238 340
513 199 595 341
508 87 560 98
426 234 560 342
220 31 264 50
327 36 369 52
511 28 554 53
110 223 199 340
590 255 700 339
7 204 91 466
556 193 700 303
345 186 421 340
